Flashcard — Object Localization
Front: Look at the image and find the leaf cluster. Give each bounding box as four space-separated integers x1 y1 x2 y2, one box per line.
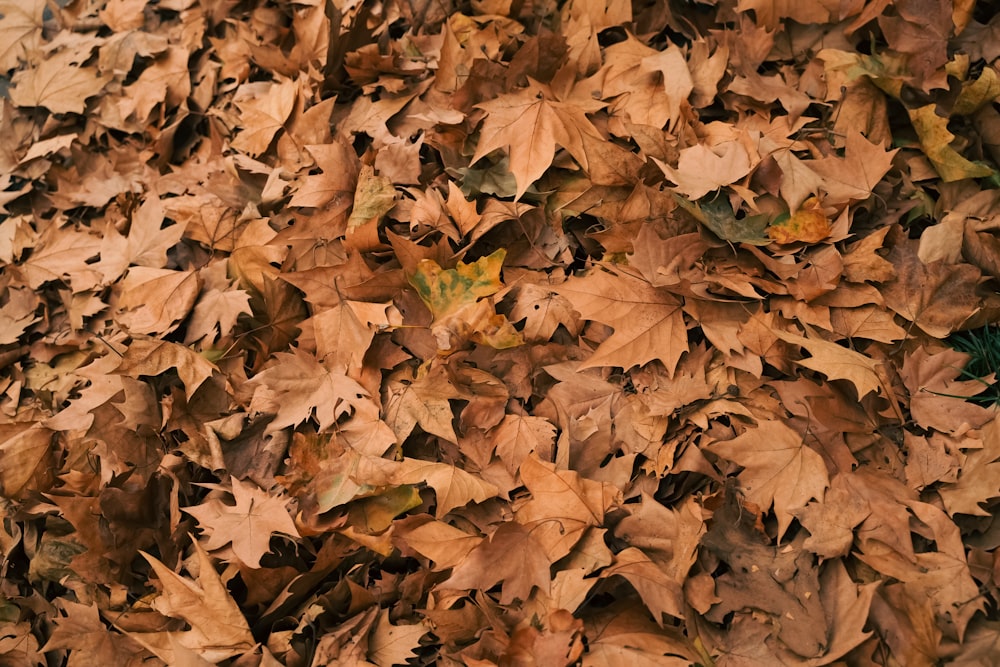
2 0 1000 665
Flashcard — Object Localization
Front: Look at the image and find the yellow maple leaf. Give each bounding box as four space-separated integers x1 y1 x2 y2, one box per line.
767 197 832 244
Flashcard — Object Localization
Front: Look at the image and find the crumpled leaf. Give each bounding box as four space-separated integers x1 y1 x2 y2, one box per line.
768 197 832 244
674 194 772 245
909 104 997 182
130 542 255 663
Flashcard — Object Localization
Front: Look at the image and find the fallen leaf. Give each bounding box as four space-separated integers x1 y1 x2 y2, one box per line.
909 104 996 182
707 420 829 539
113 339 217 401
437 521 551 604
183 477 300 568
767 197 832 244
771 325 885 399
556 267 688 372
9 50 106 114
472 84 602 199
367 608 427 667
131 542 255 663
246 348 370 432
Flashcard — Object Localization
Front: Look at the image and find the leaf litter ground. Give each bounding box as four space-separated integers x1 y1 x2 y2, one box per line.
3 0 1000 665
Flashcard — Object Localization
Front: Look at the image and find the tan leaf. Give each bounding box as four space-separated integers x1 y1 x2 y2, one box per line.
437 521 551 604
938 418 1000 516
772 326 885 398
882 239 982 338
599 547 684 623
556 267 687 373
9 50 106 114
246 349 369 432
393 515 483 570
230 78 298 156
0 423 54 499
114 339 217 401
183 477 300 568
808 132 897 205
707 420 829 539
491 414 557 475
130 542 255 663
472 83 602 200
382 364 461 444
0 0 45 72
656 139 757 199
289 140 360 208
515 456 618 561
378 456 499 518
116 268 201 336
367 608 427 667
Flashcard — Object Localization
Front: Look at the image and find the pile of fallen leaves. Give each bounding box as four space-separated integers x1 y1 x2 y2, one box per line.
3 0 1000 663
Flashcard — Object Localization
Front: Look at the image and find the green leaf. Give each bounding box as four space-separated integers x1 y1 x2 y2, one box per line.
348 165 396 229
674 194 771 245
408 249 507 320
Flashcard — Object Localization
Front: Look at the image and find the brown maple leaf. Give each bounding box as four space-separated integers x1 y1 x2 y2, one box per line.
183 476 300 568
707 419 829 540
437 521 552 604
9 49 107 114
472 82 602 200
556 266 688 373
246 348 370 432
